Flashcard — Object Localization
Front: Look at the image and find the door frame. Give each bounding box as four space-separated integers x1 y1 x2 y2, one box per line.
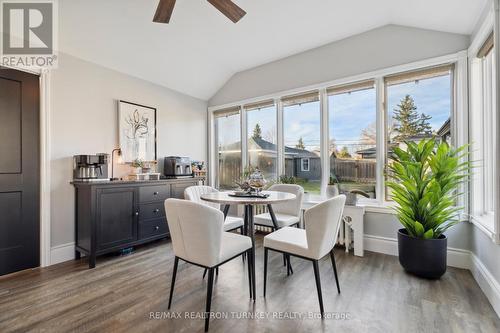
4 65 52 267
40 69 51 267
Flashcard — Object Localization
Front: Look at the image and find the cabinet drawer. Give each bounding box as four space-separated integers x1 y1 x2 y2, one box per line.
139 185 170 203
139 219 169 240
139 202 165 221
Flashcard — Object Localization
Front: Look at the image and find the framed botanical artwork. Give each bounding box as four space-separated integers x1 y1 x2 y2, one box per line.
118 100 157 163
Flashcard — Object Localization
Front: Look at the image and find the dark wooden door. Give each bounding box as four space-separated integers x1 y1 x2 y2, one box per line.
0 68 40 276
96 187 137 251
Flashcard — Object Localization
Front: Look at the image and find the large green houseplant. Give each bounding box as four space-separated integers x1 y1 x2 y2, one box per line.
387 138 470 278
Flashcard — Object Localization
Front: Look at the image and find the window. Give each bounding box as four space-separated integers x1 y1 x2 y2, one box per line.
282 91 321 194
470 32 496 231
385 65 453 199
210 59 461 207
301 158 310 172
214 107 241 190
328 81 377 198
245 100 277 182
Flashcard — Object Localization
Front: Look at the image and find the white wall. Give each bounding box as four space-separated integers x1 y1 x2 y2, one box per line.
364 212 472 250
209 25 470 106
50 53 207 247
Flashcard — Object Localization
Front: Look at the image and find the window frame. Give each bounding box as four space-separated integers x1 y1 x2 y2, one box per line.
212 106 242 190
468 20 499 242
245 100 278 181
301 158 310 172
383 64 455 202
208 51 467 213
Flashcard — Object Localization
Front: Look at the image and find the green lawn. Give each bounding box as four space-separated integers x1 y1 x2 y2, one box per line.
296 180 321 194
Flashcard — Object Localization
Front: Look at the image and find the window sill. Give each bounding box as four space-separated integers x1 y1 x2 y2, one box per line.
470 213 498 243
302 196 396 215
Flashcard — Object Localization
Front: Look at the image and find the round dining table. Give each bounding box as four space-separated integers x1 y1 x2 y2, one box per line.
200 190 296 300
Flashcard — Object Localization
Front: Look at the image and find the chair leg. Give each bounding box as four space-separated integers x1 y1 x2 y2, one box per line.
205 268 215 332
247 249 253 299
287 255 293 275
216 267 219 276
251 249 256 301
241 227 246 262
283 253 286 267
168 256 179 309
203 268 207 279
263 248 268 297
330 250 341 294
312 260 324 318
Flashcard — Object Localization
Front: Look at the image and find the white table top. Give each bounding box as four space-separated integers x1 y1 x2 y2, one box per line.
201 190 296 205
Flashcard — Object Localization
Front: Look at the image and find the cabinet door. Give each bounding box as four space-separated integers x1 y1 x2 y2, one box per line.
96 187 137 250
171 181 199 199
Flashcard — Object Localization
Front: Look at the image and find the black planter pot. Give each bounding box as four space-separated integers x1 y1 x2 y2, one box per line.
397 229 447 279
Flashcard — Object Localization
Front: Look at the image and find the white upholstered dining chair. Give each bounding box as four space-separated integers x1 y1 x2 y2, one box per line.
165 199 253 332
253 184 304 230
184 185 244 233
263 195 346 317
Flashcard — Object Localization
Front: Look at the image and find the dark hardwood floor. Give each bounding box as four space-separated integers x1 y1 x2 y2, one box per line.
1 235 499 333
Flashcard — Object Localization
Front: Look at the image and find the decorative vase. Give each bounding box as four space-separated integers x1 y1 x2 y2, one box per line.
397 228 447 279
132 167 142 174
247 168 267 193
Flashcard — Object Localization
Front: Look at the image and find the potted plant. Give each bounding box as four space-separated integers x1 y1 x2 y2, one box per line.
387 139 470 279
326 174 339 198
130 158 144 174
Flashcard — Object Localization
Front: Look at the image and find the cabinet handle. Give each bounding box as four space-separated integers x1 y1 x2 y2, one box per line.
135 211 139 216
155 226 160 230
154 209 160 213
153 191 159 195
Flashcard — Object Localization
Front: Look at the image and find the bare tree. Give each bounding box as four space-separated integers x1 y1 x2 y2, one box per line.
263 127 277 144
360 121 395 143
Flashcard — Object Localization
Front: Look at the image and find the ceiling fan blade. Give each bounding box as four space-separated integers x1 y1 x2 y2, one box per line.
207 0 246 23
153 0 176 24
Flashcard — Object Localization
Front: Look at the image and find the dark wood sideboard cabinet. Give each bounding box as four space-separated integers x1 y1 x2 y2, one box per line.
72 178 204 268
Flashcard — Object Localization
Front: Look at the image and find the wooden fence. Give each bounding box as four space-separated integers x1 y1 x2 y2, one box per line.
218 155 242 189
331 158 376 183
218 155 377 187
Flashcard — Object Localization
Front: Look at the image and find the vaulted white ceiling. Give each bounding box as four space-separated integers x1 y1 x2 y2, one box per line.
59 0 487 100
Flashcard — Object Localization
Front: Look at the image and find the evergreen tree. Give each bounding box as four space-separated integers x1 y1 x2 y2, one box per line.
296 137 305 150
392 95 433 142
252 123 262 139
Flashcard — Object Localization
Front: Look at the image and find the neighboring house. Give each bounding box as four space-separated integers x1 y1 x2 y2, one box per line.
283 143 321 180
221 137 321 181
437 118 451 144
355 146 377 159
355 118 451 159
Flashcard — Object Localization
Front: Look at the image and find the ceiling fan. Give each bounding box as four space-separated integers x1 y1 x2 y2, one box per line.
153 0 246 24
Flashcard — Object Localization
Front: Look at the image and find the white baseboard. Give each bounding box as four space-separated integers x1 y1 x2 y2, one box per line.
470 253 500 318
50 242 75 265
364 235 398 256
363 234 471 269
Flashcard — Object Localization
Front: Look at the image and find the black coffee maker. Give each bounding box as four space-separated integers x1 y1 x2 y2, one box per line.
73 154 109 181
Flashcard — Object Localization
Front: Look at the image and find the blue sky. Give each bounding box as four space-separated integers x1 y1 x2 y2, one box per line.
220 74 451 152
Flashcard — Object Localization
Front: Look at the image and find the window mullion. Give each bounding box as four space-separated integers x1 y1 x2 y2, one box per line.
320 88 329 197
276 99 284 177
375 77 385 204
240 105 247 177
